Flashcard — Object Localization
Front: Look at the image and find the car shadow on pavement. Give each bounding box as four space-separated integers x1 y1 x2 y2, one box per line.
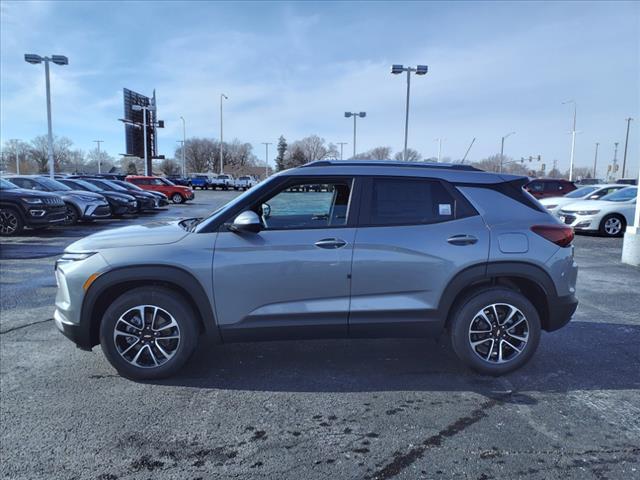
149 321 640 395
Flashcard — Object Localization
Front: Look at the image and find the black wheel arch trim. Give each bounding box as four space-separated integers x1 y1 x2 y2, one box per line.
80 265 220 348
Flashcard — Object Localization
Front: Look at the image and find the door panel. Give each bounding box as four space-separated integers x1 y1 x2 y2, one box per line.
213 228 355 338
349 215 489 335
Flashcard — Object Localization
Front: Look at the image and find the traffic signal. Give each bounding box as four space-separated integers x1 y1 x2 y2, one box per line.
541 163 546 171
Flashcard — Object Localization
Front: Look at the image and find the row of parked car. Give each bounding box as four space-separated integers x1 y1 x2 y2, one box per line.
0 174 195 236
529 180 638 237
171 173 258 191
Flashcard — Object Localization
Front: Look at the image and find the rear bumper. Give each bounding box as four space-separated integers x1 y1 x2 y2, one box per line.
546 293 578 332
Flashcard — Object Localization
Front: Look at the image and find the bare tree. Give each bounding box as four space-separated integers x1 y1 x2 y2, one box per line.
393 148 422 161
0 139 32 173
84 148 113 173
29 135 75 173
178 138 217 173
160 158 181 175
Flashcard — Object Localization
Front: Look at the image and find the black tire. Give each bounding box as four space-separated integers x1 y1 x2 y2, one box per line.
99 287 198 380
171 193 184 204
0 207 24 236
598 214 625 237
64 203 79 225
449 288 541 376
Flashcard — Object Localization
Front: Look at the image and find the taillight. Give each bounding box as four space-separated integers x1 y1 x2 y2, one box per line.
531 224 574 247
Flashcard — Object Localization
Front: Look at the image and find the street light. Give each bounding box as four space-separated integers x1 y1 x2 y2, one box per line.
391 64 428 161
337 142 348 160
220 94 228 174
344 112 366 158
262 142 272 179
131 104 155 175
562 100 577 181
180 116 186 176
434 137 444 162
24 53 69 178
93 140 103 174
499 132 516 172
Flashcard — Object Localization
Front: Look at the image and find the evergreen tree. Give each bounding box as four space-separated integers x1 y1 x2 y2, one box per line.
276 135 287 171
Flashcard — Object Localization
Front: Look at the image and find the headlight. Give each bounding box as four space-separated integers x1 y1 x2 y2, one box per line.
75 195 100 202
21 197 43 204
59 252 96 262
545 204 558 209
575 210 600 215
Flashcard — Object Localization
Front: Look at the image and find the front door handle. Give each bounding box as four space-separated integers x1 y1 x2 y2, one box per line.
447 234 478 246
314 238 347 249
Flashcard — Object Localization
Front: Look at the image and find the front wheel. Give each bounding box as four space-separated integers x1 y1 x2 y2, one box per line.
449 288 541 376
599 214 625 237
64 204 79 225
0 207 24 236
171 193 184 204
99 287 198 380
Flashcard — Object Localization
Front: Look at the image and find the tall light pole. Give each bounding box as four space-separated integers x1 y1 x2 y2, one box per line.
93 140 103 174
131 104 153 175
262 142 272 179
344 112 366 158
435 137 444 162
337 142 348 160
391 64 428 161
499 132 516 173
180 116 186 177
622 117 633 178
24 53 68 178
219 93 228 174
563 100 577 181
593 142 599 179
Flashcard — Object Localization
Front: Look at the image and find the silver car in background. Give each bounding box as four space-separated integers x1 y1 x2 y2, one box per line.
53 161 578 379
540 183 627 216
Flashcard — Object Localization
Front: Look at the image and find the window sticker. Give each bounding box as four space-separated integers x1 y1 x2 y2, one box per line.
439 203 452 216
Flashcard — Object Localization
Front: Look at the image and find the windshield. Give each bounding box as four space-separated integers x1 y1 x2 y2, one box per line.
600 187 637 202
565 186 598 198
159 178 175 186
38 177 71 191
73 179 103 192
113 180 143 191
0 178 17 190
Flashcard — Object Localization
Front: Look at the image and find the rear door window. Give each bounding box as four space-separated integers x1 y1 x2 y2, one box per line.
363 177 470 226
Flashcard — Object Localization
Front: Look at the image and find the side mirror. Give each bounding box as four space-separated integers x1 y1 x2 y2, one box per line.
229 210 261 234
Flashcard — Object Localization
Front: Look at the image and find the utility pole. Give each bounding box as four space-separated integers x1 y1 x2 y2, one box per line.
499 132 516 173
613 142 619 180
344 112 366 158
337 142 348 160
180 116 186 177
563 100 577 181
93 140 103 174
435 138 443 162
622 117 633 178
390 65 428 161
262 142 272 179
219 94 228 174
593 142 599 179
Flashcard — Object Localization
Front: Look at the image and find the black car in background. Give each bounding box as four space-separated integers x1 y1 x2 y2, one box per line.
166 174 192 187
73 177 158 212
58 178 138 216
109 179 170 207
0 178 66 236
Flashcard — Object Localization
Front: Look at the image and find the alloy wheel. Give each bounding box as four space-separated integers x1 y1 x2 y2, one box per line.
113 305 181 368
64 206 78 225
0 210 19 235
604 217 622 236
468 303 529 364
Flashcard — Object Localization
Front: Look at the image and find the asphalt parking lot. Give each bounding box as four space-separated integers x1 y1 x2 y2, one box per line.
1 190 639 480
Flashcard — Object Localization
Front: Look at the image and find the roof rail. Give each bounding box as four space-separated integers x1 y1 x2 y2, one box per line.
301 160 482 172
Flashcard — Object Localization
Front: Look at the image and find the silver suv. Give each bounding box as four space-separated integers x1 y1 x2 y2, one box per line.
54 161 578 379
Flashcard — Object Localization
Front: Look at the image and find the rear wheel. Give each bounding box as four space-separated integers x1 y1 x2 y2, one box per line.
449 288 541 376
99 287 198 380
0 207 24 236
171 193 184 204
599 214 625 237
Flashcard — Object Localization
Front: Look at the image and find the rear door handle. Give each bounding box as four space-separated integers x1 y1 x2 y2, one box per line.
447 234 478 246
314 238 347 249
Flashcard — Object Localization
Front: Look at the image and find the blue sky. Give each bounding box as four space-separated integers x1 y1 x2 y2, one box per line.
1 1 638 175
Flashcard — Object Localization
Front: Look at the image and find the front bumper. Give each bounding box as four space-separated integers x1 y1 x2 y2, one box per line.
26 205 67 226
81 203 111 219
558 211 599 231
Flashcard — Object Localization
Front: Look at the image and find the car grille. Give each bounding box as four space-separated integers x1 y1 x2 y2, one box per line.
94 205 111 216
43 197 64 206
562 214 576 224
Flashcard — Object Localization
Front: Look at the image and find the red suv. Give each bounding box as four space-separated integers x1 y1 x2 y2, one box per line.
126 176 194 204
525 178 576 199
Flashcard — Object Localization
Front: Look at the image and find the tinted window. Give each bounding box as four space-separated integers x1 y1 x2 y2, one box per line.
10 178 44 191
0 178 18 189
258 180 352 230
527 181 544 192
367 178 458 226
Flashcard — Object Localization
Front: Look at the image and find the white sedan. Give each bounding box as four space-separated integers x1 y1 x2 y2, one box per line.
558 186 637 237
540 184 626 216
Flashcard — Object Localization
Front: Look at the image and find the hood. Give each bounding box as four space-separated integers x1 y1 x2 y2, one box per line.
561 199 613 211
67 220 190 251
61 189 106 200
540 196 576 206
104 191 135 201
1 187 60 199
